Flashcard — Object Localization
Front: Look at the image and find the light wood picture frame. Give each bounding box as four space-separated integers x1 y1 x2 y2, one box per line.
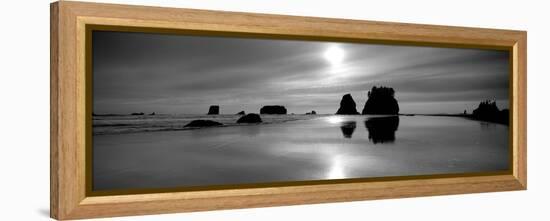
50 1 527 220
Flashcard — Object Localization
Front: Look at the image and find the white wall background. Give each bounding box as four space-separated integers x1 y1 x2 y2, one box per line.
0 0 547 220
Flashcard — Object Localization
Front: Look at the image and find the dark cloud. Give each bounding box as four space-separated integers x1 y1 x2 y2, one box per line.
93 31 509 115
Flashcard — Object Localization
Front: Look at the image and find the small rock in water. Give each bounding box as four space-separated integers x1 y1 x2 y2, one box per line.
237 113 262 123
306 110 317 115
185 120 223 127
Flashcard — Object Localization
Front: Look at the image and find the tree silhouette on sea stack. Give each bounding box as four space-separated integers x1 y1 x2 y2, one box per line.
472 100 509 125
362 86 399 115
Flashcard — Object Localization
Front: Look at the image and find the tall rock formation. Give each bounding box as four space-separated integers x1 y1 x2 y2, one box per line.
362 86 399 115
335 94 359 115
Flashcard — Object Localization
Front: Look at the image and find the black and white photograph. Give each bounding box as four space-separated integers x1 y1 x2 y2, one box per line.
91 30 510 191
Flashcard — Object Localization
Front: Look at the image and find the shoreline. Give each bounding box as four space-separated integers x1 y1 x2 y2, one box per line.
409 113 509 126
93 114 325 136
93 114 508 136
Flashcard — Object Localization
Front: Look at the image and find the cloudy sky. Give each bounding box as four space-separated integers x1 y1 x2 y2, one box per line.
92 31 509 115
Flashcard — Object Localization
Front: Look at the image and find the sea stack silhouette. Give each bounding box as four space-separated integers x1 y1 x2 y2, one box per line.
362 86 399 115
335 94 359 115
207 105 219 115
260 105 287 114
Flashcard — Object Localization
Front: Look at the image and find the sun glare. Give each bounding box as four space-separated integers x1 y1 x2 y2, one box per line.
324 45 345 66
327 155 346 179
326 116 344 124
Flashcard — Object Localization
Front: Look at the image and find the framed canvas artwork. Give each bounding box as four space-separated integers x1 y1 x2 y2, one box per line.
50 1 526 219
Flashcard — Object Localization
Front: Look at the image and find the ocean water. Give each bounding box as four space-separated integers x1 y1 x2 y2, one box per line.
92 115 509 191
93 114 320 135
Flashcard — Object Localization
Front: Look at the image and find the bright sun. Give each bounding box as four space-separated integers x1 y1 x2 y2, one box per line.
324 45 345 66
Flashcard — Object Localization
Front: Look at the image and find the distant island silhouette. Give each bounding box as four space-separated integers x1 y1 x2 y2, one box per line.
471 100 509 125
306 110 317 115
410 100 509 126
207 105 220 115
260 105 287 114
362 86 400 115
